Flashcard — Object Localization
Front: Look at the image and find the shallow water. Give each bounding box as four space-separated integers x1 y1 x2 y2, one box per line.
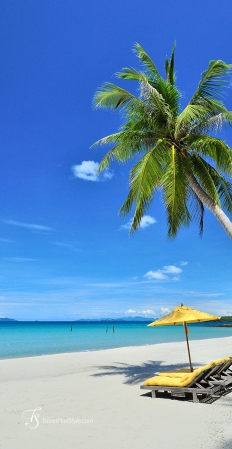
1 321 232 359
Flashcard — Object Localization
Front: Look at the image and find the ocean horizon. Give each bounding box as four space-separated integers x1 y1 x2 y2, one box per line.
1 321 232 360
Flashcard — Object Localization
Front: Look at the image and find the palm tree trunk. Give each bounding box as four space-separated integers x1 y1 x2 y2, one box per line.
188 174 232 239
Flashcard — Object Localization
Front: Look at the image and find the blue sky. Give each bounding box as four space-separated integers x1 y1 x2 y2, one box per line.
0 0 232 320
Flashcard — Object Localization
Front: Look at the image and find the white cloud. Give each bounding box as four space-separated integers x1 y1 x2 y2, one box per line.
5 257 37 262
51 242 73 248
125 309 155 316
140 309 155 316
144 270 168 280
180 261 188 266
120 215 156 231
72 161 113 182
162 265 182 275
140 216 157 228
1 220 52 232
120 220 132 231
101 169 113 180
220 310 232 316
188 291 224 298
161 307 171 315
0 238 14 243
144 265 183 281
51 242 82 253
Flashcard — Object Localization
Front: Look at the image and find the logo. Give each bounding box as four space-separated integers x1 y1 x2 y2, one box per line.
22 407 41 429
22 407 93 429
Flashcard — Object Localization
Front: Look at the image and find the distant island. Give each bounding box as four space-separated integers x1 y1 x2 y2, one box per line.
0 316 154 323
1 315 231 324
0 317 17 322
77 316 155 322
199 316 232 327
215 316 232 327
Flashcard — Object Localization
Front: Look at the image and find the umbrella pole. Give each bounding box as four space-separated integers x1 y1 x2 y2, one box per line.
183 322 193 372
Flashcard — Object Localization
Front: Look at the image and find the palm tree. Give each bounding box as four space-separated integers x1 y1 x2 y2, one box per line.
92 44 232 238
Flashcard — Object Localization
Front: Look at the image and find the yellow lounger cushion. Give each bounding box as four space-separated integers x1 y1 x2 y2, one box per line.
144 358 230 387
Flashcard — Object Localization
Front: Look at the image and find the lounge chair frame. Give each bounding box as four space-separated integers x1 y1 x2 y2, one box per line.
207 358 232 390
140 366 223 403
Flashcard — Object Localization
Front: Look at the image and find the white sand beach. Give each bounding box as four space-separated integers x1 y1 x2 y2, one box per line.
1 336 232 449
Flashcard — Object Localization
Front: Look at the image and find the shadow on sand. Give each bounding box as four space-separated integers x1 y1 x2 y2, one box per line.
215 438 232 449
91 361 232 404
91 360 205 385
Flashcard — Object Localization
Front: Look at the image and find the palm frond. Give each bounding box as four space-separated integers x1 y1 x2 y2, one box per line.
175 105 211 136
116 65 180 114
165 57 169 82
91 132 124 148
93 82 140 110
192 110 232 134
140 80 174 128
202 165 232 214
169 43 176 85
189 154 220 205
187 189 204 236
186 134 232 175
161 146 191 237
165 42 176 85
190 60 232 105
133 43 162 79
156 78 180 115
96 130 162 172
97 144 137 172
116 67 149 82
119 143 166 231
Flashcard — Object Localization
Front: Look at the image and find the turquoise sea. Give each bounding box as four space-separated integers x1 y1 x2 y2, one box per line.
1 321 232 359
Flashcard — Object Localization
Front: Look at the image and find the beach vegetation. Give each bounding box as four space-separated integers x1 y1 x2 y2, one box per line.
92 44 232 238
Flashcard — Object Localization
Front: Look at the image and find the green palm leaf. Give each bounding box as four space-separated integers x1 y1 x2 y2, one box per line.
187 189 204 236
120 144 165 231
165 43 176 85
161 146 191 237
203 165 232 214
93 82 142 110
189 154 220 205
190 60 232 105
187 134 232 175
133 43 162 79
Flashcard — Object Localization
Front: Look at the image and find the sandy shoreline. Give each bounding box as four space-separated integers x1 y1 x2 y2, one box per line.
1 336 232 448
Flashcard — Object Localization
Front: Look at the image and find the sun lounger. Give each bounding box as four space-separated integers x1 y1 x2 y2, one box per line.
206 357 232 390
216 357 232 377
140 358 230 403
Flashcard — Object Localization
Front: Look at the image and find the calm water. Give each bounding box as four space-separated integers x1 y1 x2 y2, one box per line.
0 321 232 359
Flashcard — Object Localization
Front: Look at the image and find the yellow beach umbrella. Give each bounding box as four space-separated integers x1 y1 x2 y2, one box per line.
148 304 220 372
